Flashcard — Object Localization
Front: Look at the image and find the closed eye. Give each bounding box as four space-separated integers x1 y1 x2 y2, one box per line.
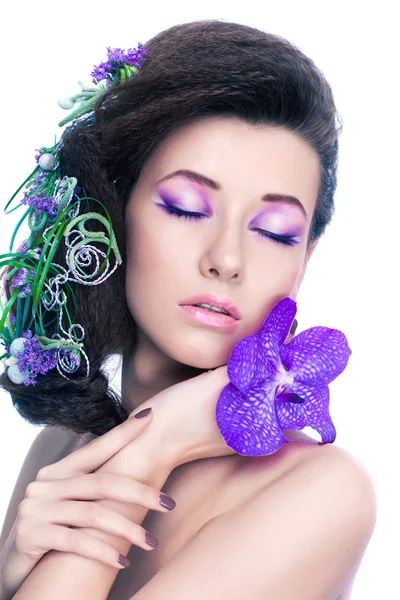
251 228 299 247
159 205 207 221
159 205 298 246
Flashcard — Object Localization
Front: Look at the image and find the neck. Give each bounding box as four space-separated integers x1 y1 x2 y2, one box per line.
121 331 204 412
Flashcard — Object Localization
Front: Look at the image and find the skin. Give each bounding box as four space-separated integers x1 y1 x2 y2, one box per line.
121 115 319 409
6 115 376 600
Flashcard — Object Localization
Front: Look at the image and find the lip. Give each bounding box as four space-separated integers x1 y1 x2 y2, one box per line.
179 305 239 330
178 293 242 320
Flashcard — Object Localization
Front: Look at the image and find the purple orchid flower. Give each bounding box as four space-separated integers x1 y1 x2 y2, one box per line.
216 297 351 457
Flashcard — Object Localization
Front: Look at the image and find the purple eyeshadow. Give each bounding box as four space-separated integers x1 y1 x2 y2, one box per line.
155 187 305 244
249 211 305 240
156 188 211 214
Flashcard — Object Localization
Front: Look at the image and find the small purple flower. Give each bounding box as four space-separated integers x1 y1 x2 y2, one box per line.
11 269 36 298
67 352 80 369
18 284 31 298
15 331 59 385
91 45 148 84
17 241 29 254
20 160 59 218
216 297 351 456
12 268 29 288
31 247 42 260
21 189 57 217
34 147 44 163
17 244 41 259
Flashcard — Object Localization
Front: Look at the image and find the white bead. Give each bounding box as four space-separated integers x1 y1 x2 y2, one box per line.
57 95 74 110
10 337 27 357
38 153 55 170
7 364 29 384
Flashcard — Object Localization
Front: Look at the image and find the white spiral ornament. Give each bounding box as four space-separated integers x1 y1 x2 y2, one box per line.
63 212 122 286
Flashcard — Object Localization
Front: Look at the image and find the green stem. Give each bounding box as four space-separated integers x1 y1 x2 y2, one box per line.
9 207 32 252
4 167 39 214
58 95 98 127
0 288 20 334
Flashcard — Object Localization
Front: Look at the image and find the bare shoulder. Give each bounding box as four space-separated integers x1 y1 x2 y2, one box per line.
137 434 377 600
221 435 377 599
289 433 377 523
263 431 377 545
0 426 88 549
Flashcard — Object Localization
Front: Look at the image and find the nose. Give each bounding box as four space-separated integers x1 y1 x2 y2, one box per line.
199 224 243 282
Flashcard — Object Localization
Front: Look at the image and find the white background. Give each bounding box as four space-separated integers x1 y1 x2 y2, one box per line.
0 1 398 598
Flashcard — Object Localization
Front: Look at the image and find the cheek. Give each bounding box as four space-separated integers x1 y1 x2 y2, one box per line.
127 211 191 275
127 216 165 276
277 253 305 289
241 248 306 336
125 210 190 324
250 241 306 291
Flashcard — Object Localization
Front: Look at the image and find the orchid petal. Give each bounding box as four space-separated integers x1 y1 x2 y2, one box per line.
280 327 351 386
216 380 288 456
259 297 297 346
276 381 336 443
275 399 308 431
227 332 277 394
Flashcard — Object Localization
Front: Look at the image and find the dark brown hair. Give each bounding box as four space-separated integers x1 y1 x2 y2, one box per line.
0 19 342 436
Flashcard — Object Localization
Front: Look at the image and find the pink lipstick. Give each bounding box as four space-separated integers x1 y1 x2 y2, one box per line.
179 293 241 330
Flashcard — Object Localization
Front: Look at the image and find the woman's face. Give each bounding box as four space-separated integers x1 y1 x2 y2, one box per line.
125 116 320 369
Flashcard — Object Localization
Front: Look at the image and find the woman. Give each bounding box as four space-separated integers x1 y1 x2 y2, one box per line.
0 19 376 599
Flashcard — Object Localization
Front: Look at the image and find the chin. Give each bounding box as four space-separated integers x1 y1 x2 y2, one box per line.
181 354 227 370
162 338 233 370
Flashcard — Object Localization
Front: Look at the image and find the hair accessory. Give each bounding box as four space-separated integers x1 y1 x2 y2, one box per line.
0 45 148 386
216 297 351 456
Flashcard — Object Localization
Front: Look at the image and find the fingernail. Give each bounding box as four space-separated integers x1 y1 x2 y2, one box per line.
159 493 176 510
145 532 159 548
117 554 131 568
135 407 152 419
290 319 298 335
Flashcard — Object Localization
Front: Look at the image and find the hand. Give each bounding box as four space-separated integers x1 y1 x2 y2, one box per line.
117 320 299 472
123 365 236 469
1 412 176 597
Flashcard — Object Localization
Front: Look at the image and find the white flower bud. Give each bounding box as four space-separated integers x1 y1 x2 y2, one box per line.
38 153 55 170
10 337 27 357
57 95 75 110
7 364 29 384
78 79 97 92
2 356 19 367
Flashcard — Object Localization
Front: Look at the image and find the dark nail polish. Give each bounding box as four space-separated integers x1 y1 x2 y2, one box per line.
159 493 176 510
135 407 152 419
290 319 298 335
145 532 159 548
117 554 131 568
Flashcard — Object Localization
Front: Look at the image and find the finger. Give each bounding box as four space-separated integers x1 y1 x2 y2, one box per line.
28 473 176 512
28 523 151 570
34 502 160 553
207 364 229 386
54 521 158 563
36 409 153 481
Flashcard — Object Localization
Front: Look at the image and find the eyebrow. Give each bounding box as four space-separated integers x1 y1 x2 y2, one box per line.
156 169 308 219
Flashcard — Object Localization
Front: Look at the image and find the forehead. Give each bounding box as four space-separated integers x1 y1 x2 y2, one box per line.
141 116 320 212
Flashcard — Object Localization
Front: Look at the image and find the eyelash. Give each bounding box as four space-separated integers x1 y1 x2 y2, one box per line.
162 205 297 247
